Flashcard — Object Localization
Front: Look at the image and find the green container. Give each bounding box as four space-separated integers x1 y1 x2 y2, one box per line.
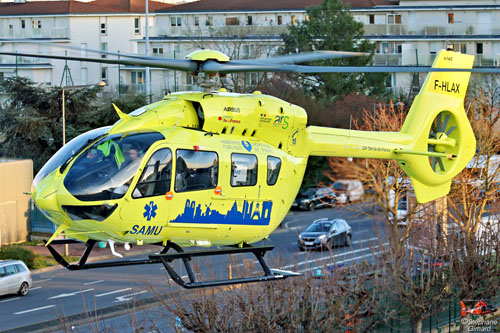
98 241 107 248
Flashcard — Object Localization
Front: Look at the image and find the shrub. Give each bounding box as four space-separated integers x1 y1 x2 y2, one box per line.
0 246 36 269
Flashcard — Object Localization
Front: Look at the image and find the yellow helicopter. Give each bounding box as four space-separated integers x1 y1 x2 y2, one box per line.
0 48 477 288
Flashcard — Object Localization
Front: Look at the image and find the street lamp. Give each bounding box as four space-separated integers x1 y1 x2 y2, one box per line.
62 81 106 145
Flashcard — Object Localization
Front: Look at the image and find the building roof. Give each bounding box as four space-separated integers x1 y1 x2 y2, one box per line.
157 0 398 12
0 0 172 16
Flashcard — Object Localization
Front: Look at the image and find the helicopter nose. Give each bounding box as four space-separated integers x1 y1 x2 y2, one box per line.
33 179 59 213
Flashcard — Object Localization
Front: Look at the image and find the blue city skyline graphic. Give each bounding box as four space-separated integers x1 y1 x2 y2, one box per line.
143 201 157 221
171 199 272 226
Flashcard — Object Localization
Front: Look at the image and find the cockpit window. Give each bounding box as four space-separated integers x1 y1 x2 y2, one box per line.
33 127 110 187
133 148 172 198
64 132 164 201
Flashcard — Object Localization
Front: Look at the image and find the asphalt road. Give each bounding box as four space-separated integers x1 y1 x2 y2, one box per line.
0 201 385 332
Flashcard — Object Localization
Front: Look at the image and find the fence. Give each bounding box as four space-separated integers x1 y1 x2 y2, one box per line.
30 200 56 234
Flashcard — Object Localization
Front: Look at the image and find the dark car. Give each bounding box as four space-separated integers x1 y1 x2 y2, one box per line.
298 218 352 251
292 187 336 211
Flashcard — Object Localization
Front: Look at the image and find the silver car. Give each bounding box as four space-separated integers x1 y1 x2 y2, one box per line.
0 260 32 296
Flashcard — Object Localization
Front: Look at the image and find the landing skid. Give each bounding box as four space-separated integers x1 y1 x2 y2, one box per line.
44 239 300 289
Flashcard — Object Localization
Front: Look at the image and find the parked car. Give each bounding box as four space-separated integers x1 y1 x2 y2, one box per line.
298 218 352 251
333 180 364 204
292 187 336 211
0 260 32 297
388 199 408 228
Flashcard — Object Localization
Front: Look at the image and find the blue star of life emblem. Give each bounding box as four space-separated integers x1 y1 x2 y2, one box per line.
143 201 157 221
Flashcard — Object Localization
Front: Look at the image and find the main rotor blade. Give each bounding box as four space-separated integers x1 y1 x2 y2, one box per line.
238 51 369 64
0 51 198 72
202 60 500 74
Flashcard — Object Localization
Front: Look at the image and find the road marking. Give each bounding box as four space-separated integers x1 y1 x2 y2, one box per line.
31 287 42 291
280 243 388 270
33 279 51 284
352 237 379 244
47 289 94 300
113 291 148 303
84 280 104 286
14 305 55 315
300 251 384 273
1 297 20 303
95 288 132 298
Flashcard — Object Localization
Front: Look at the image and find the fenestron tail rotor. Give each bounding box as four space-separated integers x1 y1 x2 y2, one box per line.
427 111 459 174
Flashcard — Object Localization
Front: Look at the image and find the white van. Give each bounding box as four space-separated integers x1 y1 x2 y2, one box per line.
333 180 364 204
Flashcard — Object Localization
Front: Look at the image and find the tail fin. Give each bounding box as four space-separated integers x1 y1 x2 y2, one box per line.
306 50 476 203
460 301 467 317
396 50 476 202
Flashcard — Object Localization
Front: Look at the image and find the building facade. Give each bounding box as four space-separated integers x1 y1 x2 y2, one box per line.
1 0 500 96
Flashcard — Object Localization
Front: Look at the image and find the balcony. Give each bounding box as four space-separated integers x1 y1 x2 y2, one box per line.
0 27 68 39
119 84 146 95
152 25 288 38
373 53 402 65
0 55 49 65
365 23 500 36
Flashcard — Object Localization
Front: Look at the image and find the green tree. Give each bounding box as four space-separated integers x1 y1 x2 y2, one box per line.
281 0 387 99
0 77 116 171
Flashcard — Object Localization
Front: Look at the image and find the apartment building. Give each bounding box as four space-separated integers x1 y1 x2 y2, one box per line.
1 0 500 95
0 0 172 96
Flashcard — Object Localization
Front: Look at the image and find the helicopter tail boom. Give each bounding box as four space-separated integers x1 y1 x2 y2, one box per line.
308 50 476 203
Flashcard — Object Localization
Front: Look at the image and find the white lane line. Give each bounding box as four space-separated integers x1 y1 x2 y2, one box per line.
352 237 379 244
1 297 20 303
84 280 104 286
47 289 94 300
14 305 55 315
31 287 42 291
300 251 384 273
33 279 51 284
113 291 148 303
95 288 132 298
280 243 388 270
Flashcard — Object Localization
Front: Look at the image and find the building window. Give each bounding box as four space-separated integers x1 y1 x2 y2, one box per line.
153 47 163 55
291 15 297 25
231 154 257 187
267 156 281 186
206 16 213 26
277 15 283 25
175 149 218 192
448 13 454 24
186 72 195 86
131 71 144 84
226 17 239 26
100 22 106 34
369 14 375 24
194 16 199 26
32 20 41 29
100 42 107 59
245 72 259 86
247 15 253 25
171 16 181 27
387 14 401 24
449 43 466 53
101 67 108 83
134 17 140 34
476 43 483 55
133 148 172 199
21 19 25 29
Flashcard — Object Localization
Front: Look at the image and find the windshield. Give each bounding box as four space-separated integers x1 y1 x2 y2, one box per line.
305 222 331 233
333 182 348 191
298 188 315 198
33 127 110 187
64 132 164 201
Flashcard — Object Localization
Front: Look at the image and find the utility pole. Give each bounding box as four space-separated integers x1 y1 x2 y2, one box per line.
145 0 151 102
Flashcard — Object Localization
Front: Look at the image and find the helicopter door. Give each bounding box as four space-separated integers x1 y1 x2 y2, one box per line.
120 148 173 235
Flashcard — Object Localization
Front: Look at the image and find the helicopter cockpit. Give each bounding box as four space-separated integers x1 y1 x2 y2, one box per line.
63 132 164 202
